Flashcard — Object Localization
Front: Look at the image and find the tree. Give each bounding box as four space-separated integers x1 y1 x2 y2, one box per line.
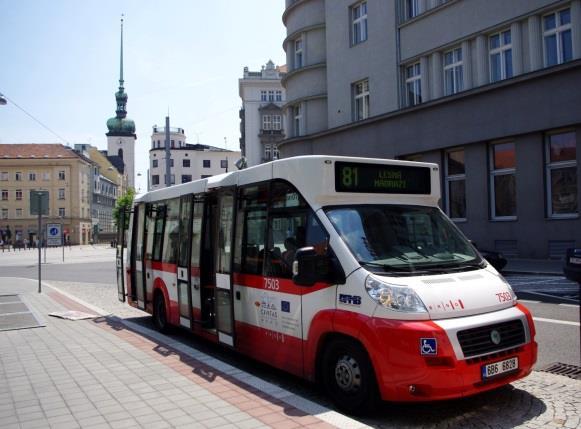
113 188 135 230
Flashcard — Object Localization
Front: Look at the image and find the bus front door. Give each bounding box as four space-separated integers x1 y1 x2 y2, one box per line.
176 195 193 328
130 204 147 310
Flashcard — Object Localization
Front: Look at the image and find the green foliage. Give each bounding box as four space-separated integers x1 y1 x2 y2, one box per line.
113 188 135 230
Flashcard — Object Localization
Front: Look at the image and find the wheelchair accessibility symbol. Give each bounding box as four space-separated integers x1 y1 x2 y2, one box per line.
420 338 437 355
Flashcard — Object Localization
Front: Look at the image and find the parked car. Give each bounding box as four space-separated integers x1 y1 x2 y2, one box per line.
470 241 508 272
563 248 581 283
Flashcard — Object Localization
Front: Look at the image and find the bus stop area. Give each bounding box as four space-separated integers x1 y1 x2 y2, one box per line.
0 276 579 429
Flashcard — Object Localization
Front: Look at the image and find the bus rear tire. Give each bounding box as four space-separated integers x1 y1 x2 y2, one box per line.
322 338 378 415
153 292 169 333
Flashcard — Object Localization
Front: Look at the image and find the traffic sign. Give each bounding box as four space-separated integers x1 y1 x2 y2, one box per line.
46 223 62 246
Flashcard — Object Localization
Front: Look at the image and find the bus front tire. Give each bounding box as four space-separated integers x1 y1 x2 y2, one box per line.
322 339 378 415
153 293 169 333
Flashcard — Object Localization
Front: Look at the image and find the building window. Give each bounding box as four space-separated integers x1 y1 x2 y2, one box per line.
546 131 577 217
203 160 211 168
353 79 370 121
58 189 65 200
183 159 190 167
15 172 22 181
43 172 50 181
16 190 22 200
59 208 65 217
261 90 267 101
170 174 175 185
405 62 422 106
1 190 7 201
490 30 513 82
351 1 368 45
294 38 303 69
543 8 572 67
28 172 36 181
220 160 228 169
268 90 274 102
152 159 158 168
276 90 282 102
444 47 463 96
181 175 192 183
1 209 8 219
262 115 273 130
273 144 279 160
265 144 272 161
0 172 8 181
152 175 160 185
445 149 466 220
171 140 175 148
170 159 174 167
490 141 517 219
15 208 22 218
293 104 302 137
273 115 282 130
406 0 419 19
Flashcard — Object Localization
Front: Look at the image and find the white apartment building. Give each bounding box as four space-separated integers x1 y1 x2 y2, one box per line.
148 126 240 191
238 60 287 167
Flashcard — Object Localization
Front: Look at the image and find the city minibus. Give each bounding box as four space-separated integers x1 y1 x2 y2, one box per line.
116 155 537 414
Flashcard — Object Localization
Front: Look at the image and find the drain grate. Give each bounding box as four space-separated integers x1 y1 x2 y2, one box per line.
0 294 45 331
539 362 581 380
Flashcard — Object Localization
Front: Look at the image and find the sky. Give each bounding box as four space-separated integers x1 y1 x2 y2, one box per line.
0 0 287 193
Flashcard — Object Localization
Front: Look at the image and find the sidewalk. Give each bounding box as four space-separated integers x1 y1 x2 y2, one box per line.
0 278 363 429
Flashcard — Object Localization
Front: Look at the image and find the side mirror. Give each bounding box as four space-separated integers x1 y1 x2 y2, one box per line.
292 247 327 286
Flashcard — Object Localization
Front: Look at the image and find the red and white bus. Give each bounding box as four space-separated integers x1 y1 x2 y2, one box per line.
117 155 537 414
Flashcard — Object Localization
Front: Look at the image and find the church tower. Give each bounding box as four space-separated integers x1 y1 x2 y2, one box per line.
106 17 136 189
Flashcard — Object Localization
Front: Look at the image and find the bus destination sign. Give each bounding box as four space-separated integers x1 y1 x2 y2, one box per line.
335 161 431 194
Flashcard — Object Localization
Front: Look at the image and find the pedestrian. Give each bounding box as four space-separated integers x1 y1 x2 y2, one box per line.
23 238 28 250
0 237 4 253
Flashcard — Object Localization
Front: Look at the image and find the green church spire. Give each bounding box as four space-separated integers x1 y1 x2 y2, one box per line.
107 15 135 136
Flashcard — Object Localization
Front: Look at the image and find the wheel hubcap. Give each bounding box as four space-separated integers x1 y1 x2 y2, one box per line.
334 355 361 393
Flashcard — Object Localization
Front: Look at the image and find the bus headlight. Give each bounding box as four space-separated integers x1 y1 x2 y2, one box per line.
365 275 427 313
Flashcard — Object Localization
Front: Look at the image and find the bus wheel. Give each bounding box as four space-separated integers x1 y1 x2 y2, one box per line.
322 339 378 415
153 293 169 333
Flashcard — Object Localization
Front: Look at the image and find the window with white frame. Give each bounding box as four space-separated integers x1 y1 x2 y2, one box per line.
490 141 517 219
543 8 572 67
268 90 274 102
59 208 65 217
43 172 50 181
1 190 7 200
264 144 272 161
16 208 22 218
351 1 368 45
489 30 513 82
16 190 22 200
273 144 280 160
273 115 282 130
28 172 36 181
294 38 303 69
58 170 65 180
546 131 577 217
405 62 421 106
262 115 273 130
445 149 466 220
353 79 370 121
276 90 282 102
293 104 302 136
0 172 8 181
444 47 463 96
406 0 419 19
58 188 65 200
261 90 267 101
15 172 22 181
1 209 8 219
152 159 158 168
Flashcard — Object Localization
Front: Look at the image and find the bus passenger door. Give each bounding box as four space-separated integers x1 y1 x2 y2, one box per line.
130 204 147 309
176 195 193 328
213 189 236 346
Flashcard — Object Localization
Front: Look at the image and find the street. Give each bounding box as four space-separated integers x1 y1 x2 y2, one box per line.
1 246 580 428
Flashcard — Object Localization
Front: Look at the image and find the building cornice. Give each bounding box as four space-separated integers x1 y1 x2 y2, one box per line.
282 93 327 111
282 23 326 50
281 62 326 86
282 0 310 25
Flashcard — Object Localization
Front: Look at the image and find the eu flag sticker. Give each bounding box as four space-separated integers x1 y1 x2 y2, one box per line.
281 300 290 313
420 338 437 355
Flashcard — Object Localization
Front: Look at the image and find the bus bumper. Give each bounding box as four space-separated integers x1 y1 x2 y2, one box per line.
361 304 537 402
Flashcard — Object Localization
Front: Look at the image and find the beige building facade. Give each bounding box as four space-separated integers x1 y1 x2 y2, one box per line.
0 144 93 245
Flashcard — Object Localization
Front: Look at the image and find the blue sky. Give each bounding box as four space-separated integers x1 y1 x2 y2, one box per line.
0 0 286 192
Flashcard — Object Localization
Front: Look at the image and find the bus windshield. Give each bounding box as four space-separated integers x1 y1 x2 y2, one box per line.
325 205 483 274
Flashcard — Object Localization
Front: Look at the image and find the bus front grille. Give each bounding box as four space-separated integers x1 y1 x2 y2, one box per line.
457 320 525 358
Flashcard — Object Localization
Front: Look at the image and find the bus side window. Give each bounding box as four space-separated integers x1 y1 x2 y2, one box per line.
161 198 180 265
234 184 268 275
152 204 166 262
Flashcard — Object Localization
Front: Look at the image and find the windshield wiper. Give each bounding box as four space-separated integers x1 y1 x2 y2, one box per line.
357 260 433 275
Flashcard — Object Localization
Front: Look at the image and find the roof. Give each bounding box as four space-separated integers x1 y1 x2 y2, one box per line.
0 144 90 162
86 147 121 183
105 154 125 174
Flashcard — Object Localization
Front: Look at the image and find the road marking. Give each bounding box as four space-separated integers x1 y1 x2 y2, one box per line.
518 300 540 304
559 303 580 308
533 317 580 327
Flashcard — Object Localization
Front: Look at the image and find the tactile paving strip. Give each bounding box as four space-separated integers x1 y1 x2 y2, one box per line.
0 294 45 331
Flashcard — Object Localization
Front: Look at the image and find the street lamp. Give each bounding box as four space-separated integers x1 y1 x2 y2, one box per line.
0 93 6 105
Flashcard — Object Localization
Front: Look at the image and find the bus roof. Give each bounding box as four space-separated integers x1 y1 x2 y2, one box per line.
134 155 441 208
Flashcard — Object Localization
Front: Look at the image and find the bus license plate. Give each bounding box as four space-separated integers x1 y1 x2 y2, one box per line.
481 357 518 380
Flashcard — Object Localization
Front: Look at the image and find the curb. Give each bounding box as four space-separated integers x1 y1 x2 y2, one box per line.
43 282 370 429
